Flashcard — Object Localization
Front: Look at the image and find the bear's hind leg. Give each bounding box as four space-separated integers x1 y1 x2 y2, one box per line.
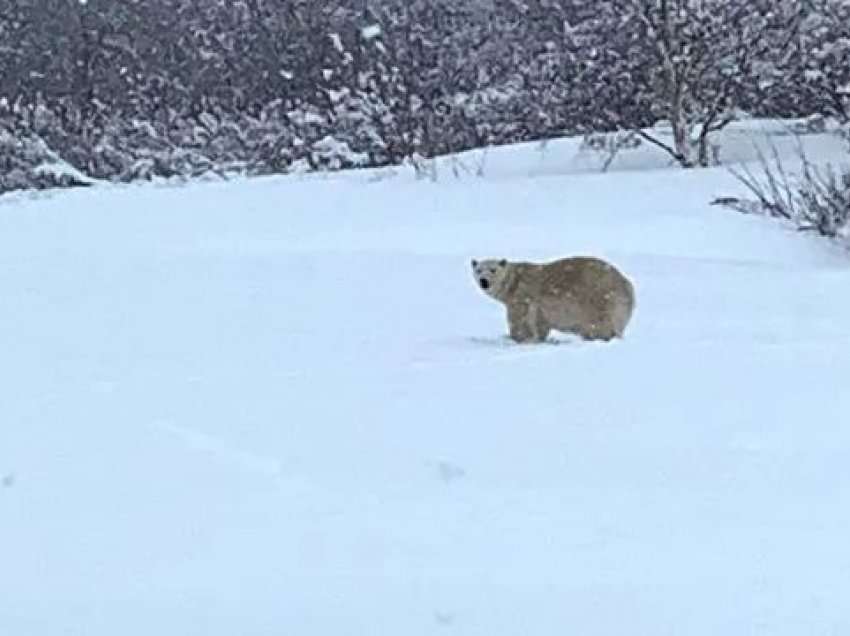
582 322 618 342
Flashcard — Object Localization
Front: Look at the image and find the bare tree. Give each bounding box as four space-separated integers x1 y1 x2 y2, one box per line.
569 0 800 167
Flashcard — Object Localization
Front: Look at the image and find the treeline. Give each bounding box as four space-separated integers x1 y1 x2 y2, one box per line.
1 0 849 192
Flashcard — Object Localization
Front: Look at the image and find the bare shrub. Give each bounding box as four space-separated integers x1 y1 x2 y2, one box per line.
720 143 850 241
580 131 642 172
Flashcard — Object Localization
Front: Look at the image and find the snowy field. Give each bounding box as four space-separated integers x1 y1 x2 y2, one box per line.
2 128 850 635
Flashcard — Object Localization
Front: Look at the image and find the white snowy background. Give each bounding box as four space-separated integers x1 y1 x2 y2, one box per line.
2 125 850 635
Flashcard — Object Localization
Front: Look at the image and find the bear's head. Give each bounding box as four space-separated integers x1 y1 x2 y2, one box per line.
471 258 509 298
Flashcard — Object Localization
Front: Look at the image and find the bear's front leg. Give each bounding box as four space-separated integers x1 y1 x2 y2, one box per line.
530 305 551 342
507 303 548 343
507 303 532 342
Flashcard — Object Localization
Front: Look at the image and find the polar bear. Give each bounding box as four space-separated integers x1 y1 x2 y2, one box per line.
471 256 635 343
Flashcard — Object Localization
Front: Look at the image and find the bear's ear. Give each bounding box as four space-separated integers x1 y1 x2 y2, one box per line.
499 259 507 267
471 259 478 268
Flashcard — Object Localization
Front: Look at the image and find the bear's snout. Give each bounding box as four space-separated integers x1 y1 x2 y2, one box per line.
479 278 490 290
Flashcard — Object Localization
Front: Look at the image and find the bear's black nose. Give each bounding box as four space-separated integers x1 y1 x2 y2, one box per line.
479 278 490 290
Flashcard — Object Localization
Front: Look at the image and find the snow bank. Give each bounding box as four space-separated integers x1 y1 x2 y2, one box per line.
1 138 849 636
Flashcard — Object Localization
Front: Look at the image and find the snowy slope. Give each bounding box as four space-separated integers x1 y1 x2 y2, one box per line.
418 117 848 180
2 137 850 636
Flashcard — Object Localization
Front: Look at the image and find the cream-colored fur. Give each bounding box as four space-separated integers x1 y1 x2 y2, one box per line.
471 257 635 343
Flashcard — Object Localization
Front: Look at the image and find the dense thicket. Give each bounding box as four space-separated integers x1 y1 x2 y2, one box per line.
1 0 848 192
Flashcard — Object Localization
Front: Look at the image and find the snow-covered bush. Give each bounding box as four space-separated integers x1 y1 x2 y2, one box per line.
3 0 850 196
580 131 643 172
0 117 92 194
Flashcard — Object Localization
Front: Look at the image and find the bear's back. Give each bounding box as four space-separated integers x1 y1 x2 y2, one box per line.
539 257 626 295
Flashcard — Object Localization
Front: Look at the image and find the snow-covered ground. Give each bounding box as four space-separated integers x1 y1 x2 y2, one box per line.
2 129 850 635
